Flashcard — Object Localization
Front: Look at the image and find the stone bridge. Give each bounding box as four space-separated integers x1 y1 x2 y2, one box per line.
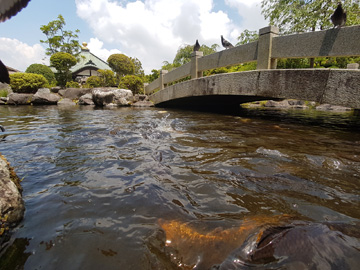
145 25 360 110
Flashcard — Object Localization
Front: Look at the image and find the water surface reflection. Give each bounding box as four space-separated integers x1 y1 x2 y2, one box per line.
0 106 359 269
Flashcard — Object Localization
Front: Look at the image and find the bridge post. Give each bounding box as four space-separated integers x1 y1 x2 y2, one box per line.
159 70 168 90
257 26 279 70
191 51 203 79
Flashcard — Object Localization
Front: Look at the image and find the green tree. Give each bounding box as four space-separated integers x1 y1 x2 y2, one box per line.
107 54 135 78
261 0 360 33
118 75 144 94
236 30 259 45
25 64 56 86
40 14 81 56
161 43 219 72
144 69 160 83
261 0 360 68
85 76 102 88
173 43 218 66
130 57 145 78
97 69 117 87
50 52 77 87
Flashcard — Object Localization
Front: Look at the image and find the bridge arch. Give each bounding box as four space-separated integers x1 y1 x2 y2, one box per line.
150 69 360 110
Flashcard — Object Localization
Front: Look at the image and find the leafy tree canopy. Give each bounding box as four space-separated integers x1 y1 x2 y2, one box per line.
107 54 135 77
98 69 117 87
161 43 219 71
50 52 77 87
130 57 145 78
119 75 144 94
40 14 81 56
25 63 56 85
236 30 259 45
261 0 360 34
144 69 160 83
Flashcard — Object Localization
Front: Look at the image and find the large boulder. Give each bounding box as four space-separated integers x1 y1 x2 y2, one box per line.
0 154 24 226
92 88 133 107
58 88 92 100
7 93 33 105
31 88 61 105
78 93 95 105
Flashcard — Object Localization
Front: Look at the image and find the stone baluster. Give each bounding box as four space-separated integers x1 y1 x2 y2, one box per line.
257 26 279 70
159 70 168 90
191 51 203 79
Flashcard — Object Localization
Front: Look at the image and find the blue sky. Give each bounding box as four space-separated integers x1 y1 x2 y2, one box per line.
0 0 267 73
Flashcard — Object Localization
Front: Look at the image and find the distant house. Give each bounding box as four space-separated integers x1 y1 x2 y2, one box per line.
70 42 111 82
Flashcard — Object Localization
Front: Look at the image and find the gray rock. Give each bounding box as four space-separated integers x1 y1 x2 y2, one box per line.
78 93 95 105
133 94 148 102
57 98 77 106
92 88 133 107
264 100 278 107
0 155 25 225
59 88 92 100
32 88 61 105
7 93 33 105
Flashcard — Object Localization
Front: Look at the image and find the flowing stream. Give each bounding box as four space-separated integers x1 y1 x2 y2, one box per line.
0 105 359 269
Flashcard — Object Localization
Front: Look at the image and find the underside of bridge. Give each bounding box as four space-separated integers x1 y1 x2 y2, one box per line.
155 95 283 113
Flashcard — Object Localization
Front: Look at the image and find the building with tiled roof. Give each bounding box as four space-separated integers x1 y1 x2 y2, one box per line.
71 42 111 82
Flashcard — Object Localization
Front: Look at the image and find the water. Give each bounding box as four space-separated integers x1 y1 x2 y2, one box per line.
0 105 359 269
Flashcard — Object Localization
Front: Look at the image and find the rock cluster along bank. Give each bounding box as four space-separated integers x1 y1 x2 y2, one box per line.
0 87 154 107
0 154 25 232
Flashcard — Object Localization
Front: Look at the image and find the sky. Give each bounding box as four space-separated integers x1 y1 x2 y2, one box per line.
0 0 268 74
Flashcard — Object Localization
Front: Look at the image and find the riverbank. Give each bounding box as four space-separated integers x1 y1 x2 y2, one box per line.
0 153 25 236
0 87 154 107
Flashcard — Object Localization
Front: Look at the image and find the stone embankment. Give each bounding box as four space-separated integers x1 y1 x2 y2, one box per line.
0 87 154 107
0 154 25 232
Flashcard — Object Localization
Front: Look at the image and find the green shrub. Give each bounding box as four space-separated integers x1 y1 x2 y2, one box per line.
50 52 77 87
85 76 101 88
66 81 80 88
98 69 117 87
0 89 8 98
25 64 56 85
118 75 144 94
10 73 48 93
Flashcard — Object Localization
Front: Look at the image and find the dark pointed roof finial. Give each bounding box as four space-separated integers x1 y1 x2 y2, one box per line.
221 35 234 49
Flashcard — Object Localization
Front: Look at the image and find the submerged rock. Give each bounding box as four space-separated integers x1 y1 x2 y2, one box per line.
57 98 77 106
0 154 24 226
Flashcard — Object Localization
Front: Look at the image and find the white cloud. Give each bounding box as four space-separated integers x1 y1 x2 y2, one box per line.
224 0 268 32
75 0 237 73
75 0 268 74
87 38 122 62
0 38 47 71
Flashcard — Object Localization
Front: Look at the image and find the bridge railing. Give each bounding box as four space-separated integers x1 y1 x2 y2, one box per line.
145 25 360 95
